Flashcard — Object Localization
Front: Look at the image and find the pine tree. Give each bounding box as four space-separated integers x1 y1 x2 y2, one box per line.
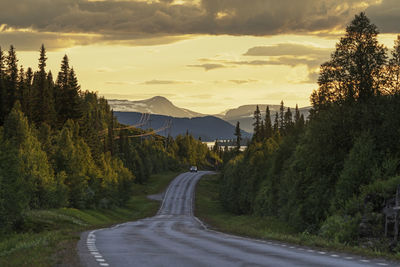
24 67 33 121
5 45 18 115
387 35 400 94
0 47 5 125
17 66 25 109
279 100 285 131
234 121 242 152
294 104 300 123
283 107 293 134
264 106 272 139
273 112 279 133
55 55 70 125
67 67 82 119
253 105 261 142
32 45 56 125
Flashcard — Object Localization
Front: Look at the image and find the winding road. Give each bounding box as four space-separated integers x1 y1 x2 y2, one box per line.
78 171 398 267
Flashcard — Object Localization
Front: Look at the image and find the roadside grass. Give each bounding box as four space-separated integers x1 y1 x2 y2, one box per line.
195 174 400 261
0 171 180 267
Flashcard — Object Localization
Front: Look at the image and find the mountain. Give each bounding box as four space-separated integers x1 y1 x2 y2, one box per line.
114 111 251 141
108 96 311 133
108 96 204 118
218 105 311 133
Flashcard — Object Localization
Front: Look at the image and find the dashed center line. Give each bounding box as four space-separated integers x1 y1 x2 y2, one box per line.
86 230 110 267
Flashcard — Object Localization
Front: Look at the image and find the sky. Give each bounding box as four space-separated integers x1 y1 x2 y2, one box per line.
0 0 399 114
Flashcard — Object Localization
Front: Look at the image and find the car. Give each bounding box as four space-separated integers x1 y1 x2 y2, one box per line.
189 166 198 172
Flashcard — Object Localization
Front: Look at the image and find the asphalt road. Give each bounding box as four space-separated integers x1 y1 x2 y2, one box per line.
78 171 399 267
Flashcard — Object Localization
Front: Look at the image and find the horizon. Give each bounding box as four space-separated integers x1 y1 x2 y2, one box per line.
107 95 312 115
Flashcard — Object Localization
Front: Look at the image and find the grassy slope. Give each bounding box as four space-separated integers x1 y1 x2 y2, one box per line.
195 174 400 261
0 171 180 267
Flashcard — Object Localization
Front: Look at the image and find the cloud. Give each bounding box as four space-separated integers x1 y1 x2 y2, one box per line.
366 0 400 33
0 0 385 50
188 63 227 71
105 81 135 86
244 43 331 57
142 79 192 85
229 79 258 84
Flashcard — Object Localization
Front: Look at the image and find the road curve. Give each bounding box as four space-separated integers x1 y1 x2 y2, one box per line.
78 171 398 267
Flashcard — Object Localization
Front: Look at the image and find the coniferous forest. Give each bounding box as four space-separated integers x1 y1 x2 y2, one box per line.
219 13 400 247
0 45 219 233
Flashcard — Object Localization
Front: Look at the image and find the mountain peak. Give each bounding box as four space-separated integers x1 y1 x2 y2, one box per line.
108 96 204 118
147 96 171 103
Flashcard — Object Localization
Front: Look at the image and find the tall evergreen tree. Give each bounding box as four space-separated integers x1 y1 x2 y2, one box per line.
32 45 55 125
252 105 261 142
24 67 33 121
0 47 6 124
279 100 285 131
264 106 272 139
5 45 18 115
273 112 279 133
387 35 400 94
294 104 300 124
234 121 242 152
283 107 293 134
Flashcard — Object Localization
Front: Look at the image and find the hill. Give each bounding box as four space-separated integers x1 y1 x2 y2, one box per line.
114 111 251 141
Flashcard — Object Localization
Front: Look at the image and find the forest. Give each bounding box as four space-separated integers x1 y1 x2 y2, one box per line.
0 45 220 234
219 13 400 249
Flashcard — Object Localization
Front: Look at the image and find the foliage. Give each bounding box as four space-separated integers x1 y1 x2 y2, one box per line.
0 45 219 234
218 13 400 251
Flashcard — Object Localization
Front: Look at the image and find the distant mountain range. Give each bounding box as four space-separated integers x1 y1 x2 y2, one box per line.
109 96 311 135
114 111 251 141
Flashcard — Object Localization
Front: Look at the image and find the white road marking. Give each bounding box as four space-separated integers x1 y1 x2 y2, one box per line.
330 254 339 257
318 251 326 255
377 263 388 266
99 263 109 266
307 249 315 253
96 258 105 262
345 257 353 260
361 259 370 263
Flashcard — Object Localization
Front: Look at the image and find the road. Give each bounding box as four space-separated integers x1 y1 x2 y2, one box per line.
78 171 398 267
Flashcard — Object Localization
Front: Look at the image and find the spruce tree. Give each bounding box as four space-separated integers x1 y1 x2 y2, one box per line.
387 35 400 94
5 45 18 115
234 121 242 152
283 107 293 134
273 112 279 133
252 105 261 142
279 100 285 131
0 47 6 124
264 106 272 139
24 67 33 121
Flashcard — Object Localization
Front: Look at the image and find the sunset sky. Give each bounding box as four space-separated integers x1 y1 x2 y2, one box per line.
1 0 399 114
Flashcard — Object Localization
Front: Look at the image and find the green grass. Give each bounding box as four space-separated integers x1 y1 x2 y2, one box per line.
195 174 400 261
0 171 180 267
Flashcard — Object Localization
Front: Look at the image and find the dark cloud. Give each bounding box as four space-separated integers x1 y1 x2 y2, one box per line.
366 0 400 33
0 0 384 50
244 43 331 57
188 63 227 71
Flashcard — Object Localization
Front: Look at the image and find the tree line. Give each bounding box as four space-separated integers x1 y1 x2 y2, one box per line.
0 45 219 233
219 13 400 248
